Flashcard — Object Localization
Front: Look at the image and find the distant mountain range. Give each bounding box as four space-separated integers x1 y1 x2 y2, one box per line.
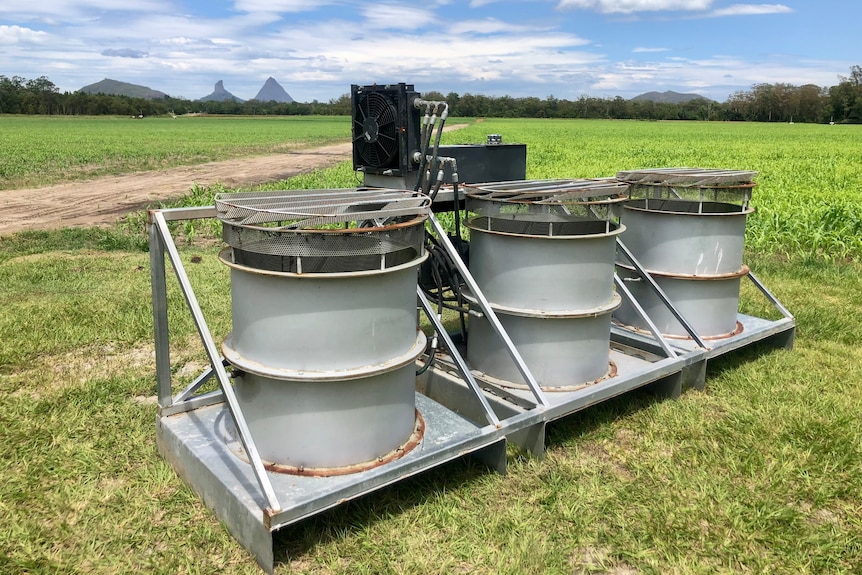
79 78 169 99
76 77 294 102
631 91 713 104
78 79 704 106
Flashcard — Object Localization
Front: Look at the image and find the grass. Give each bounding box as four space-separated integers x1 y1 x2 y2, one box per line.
1 118 861 574
0 115 350 190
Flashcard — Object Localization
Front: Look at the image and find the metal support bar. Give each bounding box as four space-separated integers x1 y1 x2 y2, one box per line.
173 358 230 404
613 273 677 358
747 271 794 319
417 288 501 427
151 210 282 513
158 205 218 221
616 238 708 349
159 389 226 417
427 212 550 407
149 217 174 407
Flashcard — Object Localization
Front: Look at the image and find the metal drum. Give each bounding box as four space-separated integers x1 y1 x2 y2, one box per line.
463 179 627 389
216 188 430 472
615 264 748 338
468 218 622 311
615 168 755 339
619 199 751 275
466 293 621 387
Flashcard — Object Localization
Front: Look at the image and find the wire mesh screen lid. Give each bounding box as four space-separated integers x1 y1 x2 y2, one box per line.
216 188 430 231
465 179 628 204
215 188 430 271
616 168 756 208
464 178 628 220
616 168 757 187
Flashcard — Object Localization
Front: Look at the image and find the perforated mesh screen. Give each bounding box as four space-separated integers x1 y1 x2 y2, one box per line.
625 199 752 215
216 188 429 273
617 168 755 209
616 168 757 186
463 179 626 234
467 216 620 237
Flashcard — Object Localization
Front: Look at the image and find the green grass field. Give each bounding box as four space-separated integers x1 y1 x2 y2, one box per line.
0 115 350 189
1 116 861 574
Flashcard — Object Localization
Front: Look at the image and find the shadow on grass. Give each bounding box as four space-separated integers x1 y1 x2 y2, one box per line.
271 455 491 568
544 385 667 449
705 340 792 380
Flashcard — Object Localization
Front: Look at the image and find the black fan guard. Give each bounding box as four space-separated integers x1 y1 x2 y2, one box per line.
353 91 399 168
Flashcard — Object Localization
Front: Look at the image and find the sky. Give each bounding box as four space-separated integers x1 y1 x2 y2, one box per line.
0 0 858 103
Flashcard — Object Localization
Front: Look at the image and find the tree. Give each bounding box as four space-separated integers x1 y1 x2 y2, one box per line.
831 65 862 122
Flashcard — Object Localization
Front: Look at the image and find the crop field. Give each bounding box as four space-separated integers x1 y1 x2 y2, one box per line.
0 115 349 189
442 119 862 260
1 116 861 574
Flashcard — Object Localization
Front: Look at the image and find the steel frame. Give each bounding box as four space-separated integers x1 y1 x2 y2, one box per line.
149 201 795 573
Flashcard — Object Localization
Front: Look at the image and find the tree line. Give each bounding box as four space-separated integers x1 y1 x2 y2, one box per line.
2 66 860 123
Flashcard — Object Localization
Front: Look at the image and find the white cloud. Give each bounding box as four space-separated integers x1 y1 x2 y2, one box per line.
361 4 436 30
0 24 48 44
708 3 792 17
233 0 331 13
557 0 712 13
633 46 670 52
449 18 555 35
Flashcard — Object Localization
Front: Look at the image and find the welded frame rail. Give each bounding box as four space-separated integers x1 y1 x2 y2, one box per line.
148 208 282 513
417 288 501 427
747 271 794 319
426 211 550 407
613 273 678 358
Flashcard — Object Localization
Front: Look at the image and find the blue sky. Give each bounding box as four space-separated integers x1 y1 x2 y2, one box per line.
0 0 857 103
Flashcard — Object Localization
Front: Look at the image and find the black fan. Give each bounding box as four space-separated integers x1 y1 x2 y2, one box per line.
353 91 398 168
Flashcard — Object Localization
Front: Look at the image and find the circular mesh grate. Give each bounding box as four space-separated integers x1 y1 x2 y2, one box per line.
466 216 620 237
616 168 756 209
464 179 627 229
216 188 430 272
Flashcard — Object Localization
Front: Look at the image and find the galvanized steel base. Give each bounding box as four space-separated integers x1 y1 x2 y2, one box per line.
156 393 508 573
155 310 794 573
150 205 795 574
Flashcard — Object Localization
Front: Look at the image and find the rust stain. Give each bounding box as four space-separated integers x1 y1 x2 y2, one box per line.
261 410 425 478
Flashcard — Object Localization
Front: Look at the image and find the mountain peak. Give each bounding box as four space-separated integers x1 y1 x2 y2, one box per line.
78 78 169 99
199 80 244 103
253 77 294 103
631 90 713 104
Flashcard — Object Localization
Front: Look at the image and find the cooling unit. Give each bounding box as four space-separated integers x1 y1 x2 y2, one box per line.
351 83 421 177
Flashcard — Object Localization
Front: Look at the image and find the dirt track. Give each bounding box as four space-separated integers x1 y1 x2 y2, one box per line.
0 123 472 236
0 142 353 236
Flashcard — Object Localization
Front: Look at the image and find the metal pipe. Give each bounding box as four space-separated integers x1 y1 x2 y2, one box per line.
747 271 794 319
152 210 282 513
172 357 231 404
148 215 173 407
428 212 550 407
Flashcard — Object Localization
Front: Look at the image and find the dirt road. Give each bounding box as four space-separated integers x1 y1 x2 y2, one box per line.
0 123 472 236
0 142 353 236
